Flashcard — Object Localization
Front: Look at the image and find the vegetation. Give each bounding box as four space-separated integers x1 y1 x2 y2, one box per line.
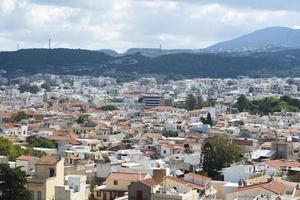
100 104 119 111
0 137 45 161
286 174 300 182
12 111 28 122
76 114 90 124
202 136 241 178
201 112 213 127
175 94 216 110
27 137 56 148
162 131 179 137
185 94 197 111
41 83 51 92
0 164 31 200
19 84 40 94
3 49 300 80
234 95 300 115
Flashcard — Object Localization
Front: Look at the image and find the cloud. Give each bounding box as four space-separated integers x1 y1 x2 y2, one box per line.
0 0 299 52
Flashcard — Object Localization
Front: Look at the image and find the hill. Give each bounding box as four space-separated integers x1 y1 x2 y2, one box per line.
1 48 300 80
205 27 300 52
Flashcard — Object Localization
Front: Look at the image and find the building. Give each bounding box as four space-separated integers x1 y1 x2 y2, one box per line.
55 175 88 200
143 95 163 109
26 156 64 200
94 172 151 200
128 178 159 200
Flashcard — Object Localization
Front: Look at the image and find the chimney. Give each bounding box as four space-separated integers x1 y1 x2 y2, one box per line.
153 169 166 184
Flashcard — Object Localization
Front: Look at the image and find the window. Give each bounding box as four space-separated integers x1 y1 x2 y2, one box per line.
49 168 55 177
114 180 118 185
30 191 34 200
37 191 42 200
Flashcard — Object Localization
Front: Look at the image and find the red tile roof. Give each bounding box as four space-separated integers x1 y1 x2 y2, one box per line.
17 155 34 161
234 181 285 195
266 160 300 170
36 156 58 165
185 172 212 182
49 134 80 145
141 178 158 187
166 176 205 190
107 172 148 182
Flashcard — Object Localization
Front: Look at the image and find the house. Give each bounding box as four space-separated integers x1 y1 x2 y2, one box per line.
94 172 151 200
222 164 259 183
160 144 182 158
16 155 39 176
225 180 285 200
128 178 159 200
183 173 216 199
55 175 88 200
26 156 65 200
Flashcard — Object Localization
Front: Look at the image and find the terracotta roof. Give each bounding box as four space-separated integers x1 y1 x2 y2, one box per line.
262 181 285 194
266 160 300 170
294 188 300 197
17 155 34 161
107 172 148 182
232 138 254 146
141 178 158 187
49 134 81 145
36 156 58 165
185 172 212 182
166 176 205 190
234 181 285 195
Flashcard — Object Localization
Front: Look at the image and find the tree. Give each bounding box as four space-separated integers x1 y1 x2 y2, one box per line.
196 96 204 108
100 105 119 111
76 114 89 124
234 95 252 112
0 137 45 161
202 136 240 178
27 137 55 148
19 84 40 94
41 83 51 92
185 94 197 111
0 164 31 200
12 111 28 122
206 112 213 127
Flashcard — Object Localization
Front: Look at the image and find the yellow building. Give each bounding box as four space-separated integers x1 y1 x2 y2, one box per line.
26 156 64 200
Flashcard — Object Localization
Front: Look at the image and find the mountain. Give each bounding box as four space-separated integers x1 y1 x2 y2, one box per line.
98 49 121 57
1 48 300 80
205 27 300 52
124 48 201 57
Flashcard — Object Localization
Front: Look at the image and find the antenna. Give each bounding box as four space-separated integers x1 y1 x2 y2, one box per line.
49 38 51 49
159 44 162 55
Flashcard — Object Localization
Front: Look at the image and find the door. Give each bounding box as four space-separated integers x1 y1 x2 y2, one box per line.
103 192 107 200
137 190 143 200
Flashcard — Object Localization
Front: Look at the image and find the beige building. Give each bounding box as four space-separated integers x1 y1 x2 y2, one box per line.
16 155 39 175
94 172 151 200
26 156 64 200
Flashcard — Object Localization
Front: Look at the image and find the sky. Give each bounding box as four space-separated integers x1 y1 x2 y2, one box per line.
1 0 300 52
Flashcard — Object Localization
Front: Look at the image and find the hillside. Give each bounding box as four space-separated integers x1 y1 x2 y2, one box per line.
205 27 300 52
1 48 300 80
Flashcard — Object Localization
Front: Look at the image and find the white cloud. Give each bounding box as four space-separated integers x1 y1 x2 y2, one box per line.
0 0 299 51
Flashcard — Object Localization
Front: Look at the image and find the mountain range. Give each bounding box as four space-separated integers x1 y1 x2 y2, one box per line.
99 26 300 57
1 26 300 81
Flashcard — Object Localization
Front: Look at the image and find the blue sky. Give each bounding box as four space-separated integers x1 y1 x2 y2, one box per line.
1 0 300 52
